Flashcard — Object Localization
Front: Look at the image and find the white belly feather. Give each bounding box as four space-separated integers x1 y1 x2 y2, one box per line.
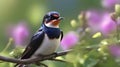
33 34 60 57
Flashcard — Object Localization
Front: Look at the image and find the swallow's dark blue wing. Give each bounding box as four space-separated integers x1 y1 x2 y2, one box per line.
20 29 45 59
60 31 63 41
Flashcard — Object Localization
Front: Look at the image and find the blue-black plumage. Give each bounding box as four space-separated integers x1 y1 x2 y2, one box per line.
42 24 61 39
15 11 63 67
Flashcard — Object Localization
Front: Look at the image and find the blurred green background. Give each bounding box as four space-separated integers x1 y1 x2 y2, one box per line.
0 0 104 67
0 0 101 50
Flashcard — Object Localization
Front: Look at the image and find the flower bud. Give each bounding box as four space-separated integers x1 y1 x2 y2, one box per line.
110 12 117 22
70 20 77 27
115 4 120 16
92 32 102 38
78 11 85 20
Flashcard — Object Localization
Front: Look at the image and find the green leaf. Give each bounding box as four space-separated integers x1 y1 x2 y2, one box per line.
9 47 24 58
83 58 99 67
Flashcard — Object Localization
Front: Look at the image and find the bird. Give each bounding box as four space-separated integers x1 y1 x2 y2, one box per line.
15 11 63 67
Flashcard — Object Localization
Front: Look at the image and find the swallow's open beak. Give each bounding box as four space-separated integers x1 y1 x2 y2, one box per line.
51 17 63 26
58 17 64 20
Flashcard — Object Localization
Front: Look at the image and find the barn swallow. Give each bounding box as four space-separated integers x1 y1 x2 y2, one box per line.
16 11 63 67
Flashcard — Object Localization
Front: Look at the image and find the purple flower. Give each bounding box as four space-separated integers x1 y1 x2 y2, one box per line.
101 0 120 8
86 10 102 24
61 31 79 50
117 18 120 25
86 10 117 36
10 22 29 46
100 14 116 35
86 10 103 32
109 45 120 57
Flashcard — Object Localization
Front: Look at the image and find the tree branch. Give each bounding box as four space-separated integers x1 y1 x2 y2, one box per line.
0 50 72 64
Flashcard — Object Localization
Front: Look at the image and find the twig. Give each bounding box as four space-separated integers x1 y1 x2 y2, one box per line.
0 50 72 64
48 58 67 62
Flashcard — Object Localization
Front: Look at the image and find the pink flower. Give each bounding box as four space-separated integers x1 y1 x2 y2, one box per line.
109 45 120 58
100 14 116 35
86 10 117 36
86 10 103 32
10 22 29 46
101 0 120 8
61 31 79 50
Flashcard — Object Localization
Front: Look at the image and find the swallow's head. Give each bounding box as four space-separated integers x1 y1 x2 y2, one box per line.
43 11 63 28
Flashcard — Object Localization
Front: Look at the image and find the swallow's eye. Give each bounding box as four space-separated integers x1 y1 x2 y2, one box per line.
45 15 50 19
51 14 59 20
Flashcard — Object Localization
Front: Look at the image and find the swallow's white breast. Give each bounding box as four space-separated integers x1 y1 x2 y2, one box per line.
33 34 60 57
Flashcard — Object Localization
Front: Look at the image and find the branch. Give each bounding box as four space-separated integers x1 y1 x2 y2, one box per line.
0 50 72 64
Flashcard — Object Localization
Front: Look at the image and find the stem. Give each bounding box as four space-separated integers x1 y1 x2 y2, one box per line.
1 38 13 53
117 24 119 40
0 50 72 64
116 18 120 44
